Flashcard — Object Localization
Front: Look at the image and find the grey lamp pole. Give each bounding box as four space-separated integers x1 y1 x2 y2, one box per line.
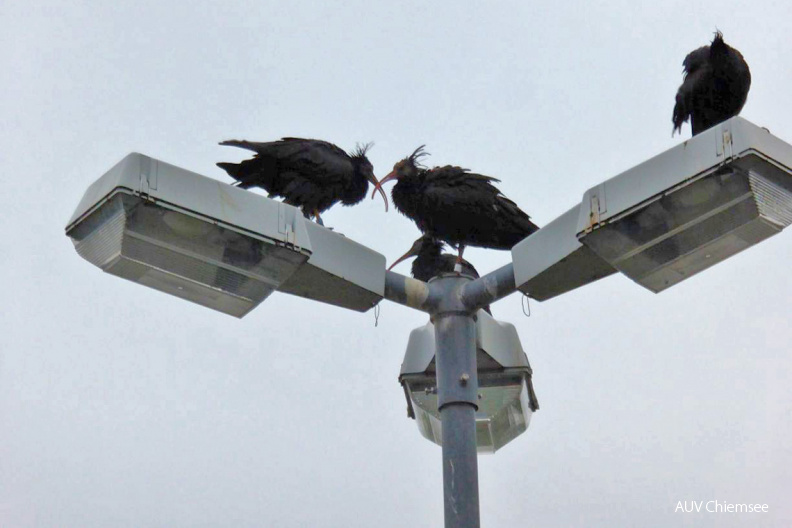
434 274 480 527
384 266 517 528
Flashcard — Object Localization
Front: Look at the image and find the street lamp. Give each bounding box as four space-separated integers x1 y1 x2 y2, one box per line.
65 117 792 528
577 117 792 293
65 153 385 317
400 309 539 453
512 117 792 299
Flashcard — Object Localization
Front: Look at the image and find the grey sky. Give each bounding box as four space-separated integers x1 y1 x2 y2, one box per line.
2 1 792 526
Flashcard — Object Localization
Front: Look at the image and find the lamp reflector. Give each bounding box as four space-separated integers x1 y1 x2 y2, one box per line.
65 153 313 317
399 311 538 453
403 370 534 453
67 193 309 317
581 168 792 292
578 118 792 292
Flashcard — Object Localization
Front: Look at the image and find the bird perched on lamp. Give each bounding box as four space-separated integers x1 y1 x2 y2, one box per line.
672 31 751 136
372 146 539 262
218 137 388 225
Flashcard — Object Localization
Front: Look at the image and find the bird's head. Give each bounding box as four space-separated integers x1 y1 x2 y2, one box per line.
353 143 388 211
370 145 428 200
387 235 439 272
710 30 728 55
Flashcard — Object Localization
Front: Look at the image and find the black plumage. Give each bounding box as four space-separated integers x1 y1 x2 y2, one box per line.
373 147 539 260
673 31 751 136
389 235 480 281
217 138 388 224
389 235 491 314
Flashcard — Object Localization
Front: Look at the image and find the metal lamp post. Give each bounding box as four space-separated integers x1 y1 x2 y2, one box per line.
66 117 792 528
399 308 538 454
383 270 525 527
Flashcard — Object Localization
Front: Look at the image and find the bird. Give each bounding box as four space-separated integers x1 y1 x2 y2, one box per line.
389 235 480 281
372 146 539 262
672 31 751 137
389 235 492 314
217 138 388 225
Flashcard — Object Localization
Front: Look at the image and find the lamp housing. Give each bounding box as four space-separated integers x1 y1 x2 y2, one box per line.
576 117 792 293
399 310 539 453
65 153 385 317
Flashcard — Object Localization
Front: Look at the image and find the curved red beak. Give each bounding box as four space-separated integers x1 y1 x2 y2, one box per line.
367 174 389 212
387 238 422 271
371 171 397 204
387 249 413 272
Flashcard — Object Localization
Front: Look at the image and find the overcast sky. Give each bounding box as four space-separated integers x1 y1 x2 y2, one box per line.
2 1 792 527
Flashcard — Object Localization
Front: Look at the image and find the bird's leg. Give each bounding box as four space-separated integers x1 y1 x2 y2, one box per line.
313 210 325 227
454 245 466 273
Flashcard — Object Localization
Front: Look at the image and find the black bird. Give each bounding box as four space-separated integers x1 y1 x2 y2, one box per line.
218 138 388 225
673 31 751 136
389 235 480 281
372 146 539 261
389 235 492 314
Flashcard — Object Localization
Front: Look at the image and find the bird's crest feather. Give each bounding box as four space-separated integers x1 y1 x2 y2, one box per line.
353 142 374 158
409 145 429 168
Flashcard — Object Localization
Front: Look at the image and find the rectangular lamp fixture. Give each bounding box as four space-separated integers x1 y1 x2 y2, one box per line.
65 153 312 317
399 311 538 453
577 117 792 293
66 153 386 317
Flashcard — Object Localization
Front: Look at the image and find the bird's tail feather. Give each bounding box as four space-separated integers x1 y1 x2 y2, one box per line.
217 162 253 189
219 139 261 152
217 162 240 177
672 94 689 136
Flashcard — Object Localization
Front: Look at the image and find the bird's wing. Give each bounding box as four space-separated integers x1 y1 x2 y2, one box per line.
277 138 354 183
673 47 712 133
220 138 354 183
418 166 539 234
278 138 349 160
682 45 710 77
420 166 506 210
425 165 501 193
493 194 541 233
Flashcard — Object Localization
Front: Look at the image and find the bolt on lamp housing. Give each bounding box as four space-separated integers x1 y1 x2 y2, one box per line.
512 205 617 302
577 117 792 293
399 310 539 453
65 153 385 317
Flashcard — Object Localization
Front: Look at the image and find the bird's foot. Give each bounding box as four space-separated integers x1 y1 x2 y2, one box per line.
455 245 466 266
311 211 336 231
